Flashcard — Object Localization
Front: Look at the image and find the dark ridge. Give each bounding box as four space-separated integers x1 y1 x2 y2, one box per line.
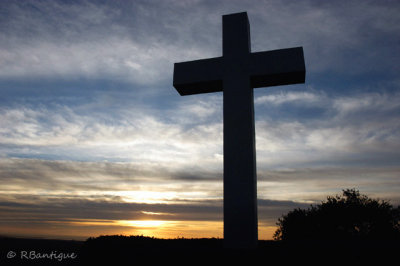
1 235 399 265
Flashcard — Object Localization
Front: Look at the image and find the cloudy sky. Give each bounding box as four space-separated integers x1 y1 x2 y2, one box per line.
0 0 399 240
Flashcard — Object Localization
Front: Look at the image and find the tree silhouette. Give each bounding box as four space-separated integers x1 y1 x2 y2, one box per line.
274 189 400 241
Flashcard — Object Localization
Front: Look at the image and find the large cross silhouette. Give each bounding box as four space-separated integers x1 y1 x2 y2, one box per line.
173 12 305 248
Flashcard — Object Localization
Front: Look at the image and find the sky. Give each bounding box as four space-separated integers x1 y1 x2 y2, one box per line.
0 0 399 240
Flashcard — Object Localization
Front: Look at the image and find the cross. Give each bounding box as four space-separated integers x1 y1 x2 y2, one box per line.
173 12 305 248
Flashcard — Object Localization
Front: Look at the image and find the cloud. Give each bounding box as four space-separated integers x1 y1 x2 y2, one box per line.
0 158 222 193
254 91 322 106
258 199 310 224
1 157 399 205
0 99 223 166
0 35 176 85
0 175 313 236
0 0 220 85
254 91 400 168
0 196 223 222
1 0 398 85
332 92 400 117
0 195 312 228
258 167 400 199
2 89 399 172
254 0 400 75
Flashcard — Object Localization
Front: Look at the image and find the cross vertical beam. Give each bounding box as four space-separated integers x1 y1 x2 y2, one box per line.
222 13 257 248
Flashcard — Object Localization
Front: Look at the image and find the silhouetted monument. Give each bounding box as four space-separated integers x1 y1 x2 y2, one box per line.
173 12 305 248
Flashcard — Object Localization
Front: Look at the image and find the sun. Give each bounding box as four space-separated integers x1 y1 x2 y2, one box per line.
117 220 168 228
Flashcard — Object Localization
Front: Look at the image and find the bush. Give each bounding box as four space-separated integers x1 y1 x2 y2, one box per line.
274 189 400 241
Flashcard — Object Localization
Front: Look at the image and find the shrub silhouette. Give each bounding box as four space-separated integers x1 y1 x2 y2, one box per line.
274 189 400 241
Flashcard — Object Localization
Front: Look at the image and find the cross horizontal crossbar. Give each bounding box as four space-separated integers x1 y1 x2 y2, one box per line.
173 47 305 96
